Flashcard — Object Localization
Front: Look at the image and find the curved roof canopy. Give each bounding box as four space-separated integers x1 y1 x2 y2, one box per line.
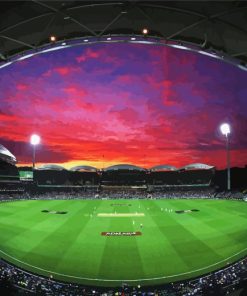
36 164 66 171
179 163 215 170
70 165 97 172
150 164 177 172
0 144 17 164
104 164 145 172
0 1 247 69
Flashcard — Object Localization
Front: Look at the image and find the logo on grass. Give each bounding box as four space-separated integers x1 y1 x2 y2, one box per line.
175 209 199 214
101 231 142 236
42 210 67 215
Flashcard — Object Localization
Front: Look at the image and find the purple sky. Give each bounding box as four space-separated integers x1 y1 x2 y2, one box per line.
0 43 246 169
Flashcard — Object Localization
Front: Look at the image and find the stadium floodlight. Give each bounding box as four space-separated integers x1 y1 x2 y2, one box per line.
30 134 40 169
220 123 230 136
220 123 231 190
142 28 149 35
50 35 56 42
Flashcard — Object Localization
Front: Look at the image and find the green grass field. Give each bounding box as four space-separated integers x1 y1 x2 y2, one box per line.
0 198 247 287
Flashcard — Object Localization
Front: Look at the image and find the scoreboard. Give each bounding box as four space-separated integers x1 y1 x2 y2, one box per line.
19 171 33 181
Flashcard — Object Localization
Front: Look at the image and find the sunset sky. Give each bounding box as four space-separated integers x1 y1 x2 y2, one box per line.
0 43 246 169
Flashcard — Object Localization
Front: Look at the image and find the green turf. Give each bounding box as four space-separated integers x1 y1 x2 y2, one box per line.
0 198 247 287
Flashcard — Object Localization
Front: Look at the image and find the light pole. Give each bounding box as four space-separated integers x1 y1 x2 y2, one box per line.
30 134 40 169
220 123 231 191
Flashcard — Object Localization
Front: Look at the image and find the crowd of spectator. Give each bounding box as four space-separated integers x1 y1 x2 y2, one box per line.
0 256 247 296
148 188 216 199
99 190 147 199
214 190 246 200
0 187 246 202
153 189 245 200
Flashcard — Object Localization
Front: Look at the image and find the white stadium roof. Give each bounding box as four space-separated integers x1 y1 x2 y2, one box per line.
36 164 66 171
104 164 145 172
70 165 97 172
179 163 215 170
0 144 17 164
150 165 178 172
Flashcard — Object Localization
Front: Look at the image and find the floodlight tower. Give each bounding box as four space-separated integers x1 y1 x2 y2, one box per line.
220 123 231 190
30 134 40 169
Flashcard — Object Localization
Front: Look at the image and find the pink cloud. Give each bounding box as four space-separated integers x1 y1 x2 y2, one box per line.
76 48 100 63
42 66 81 77
110 107 140 125
16 83 28 90
63 85 87 97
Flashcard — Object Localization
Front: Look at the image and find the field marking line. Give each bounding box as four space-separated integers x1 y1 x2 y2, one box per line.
0 247 247 282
